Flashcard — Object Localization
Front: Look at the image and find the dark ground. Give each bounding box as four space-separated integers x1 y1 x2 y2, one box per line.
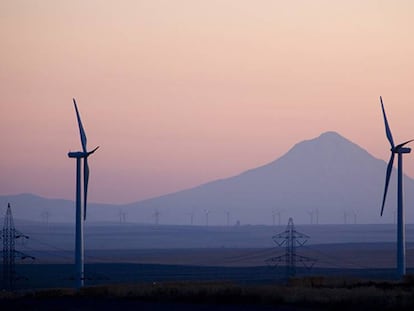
6 263 410 290
3 224 414 310
0 297 306 311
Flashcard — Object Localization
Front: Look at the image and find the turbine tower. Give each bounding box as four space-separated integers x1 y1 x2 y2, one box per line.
68 98 99 288
380 96 413 278
187 211 194 225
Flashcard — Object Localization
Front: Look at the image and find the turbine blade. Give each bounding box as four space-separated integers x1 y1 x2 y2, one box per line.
73 98 87 153
381 153 395 216
88 146 99 156
83 157 89 221
380 96 395 148
396 139 414 149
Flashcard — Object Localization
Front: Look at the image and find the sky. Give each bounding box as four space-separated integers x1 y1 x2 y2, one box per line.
1 0 414 204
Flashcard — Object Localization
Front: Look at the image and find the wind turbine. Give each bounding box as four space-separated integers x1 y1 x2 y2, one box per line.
307 210 314 225
187 211 194 225
272 209 283 226
68 98 99 288
380 96 413 278
153 209 160 225
204 209 209 226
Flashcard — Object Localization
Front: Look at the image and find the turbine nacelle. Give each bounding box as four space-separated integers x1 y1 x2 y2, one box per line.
68 151 88 158
68 146 99 158
391 147 411 154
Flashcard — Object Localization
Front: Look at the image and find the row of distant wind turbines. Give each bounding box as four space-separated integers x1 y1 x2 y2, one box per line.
39 207 368 226
68 97 410 288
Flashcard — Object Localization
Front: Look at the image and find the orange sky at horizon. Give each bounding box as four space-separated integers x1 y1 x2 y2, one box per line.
1 0 414 204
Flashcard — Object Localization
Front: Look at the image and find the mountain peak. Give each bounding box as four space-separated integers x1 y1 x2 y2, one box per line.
318 131 343 139
289 131 353 155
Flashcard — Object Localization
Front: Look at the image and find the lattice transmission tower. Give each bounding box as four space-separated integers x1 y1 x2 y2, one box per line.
1 203 34 290
267 217 315 278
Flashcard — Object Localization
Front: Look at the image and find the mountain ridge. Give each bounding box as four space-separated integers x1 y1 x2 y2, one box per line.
1 131 413 225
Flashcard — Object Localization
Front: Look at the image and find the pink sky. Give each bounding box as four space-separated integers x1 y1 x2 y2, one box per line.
1 0 414 204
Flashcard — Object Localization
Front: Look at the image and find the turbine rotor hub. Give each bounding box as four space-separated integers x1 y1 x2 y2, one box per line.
392 147 411 154
68 151 88 158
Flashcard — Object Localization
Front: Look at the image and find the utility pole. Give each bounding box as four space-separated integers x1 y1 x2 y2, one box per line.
1 203 35 290
267 217 315 278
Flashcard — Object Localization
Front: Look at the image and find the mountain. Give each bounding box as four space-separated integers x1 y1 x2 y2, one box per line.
124 131 414 225
0 193 119 224
1 131 412 225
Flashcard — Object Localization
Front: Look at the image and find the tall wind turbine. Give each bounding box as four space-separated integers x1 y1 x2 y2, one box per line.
380 96 413 278
68 98 99 288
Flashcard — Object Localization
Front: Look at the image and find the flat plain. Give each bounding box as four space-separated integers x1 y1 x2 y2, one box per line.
2 223 414 310
4 222 414 289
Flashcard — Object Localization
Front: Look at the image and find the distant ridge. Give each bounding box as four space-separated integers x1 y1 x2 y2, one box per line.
125 131 414 225
2 131 413 225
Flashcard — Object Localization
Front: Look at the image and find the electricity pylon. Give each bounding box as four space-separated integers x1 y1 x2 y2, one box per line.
267 217 315 278
1 203 35 290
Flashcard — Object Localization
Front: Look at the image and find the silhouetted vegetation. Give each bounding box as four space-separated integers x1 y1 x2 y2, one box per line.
2 276 414 310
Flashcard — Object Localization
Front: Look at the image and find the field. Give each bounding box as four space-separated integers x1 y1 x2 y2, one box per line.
2 276 414 310
2 223 414 309
5 223 414 288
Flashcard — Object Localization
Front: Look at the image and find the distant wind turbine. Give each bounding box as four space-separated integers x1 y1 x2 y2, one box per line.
343 210 348 225
186 211 194 225
41 210 50 225
190 211 194 225
272 209 283 226
68 98 99 288
153 210 160 225
307 210 314 225
352 211 357 225
380 96 413 278
307 209 318 225
204 209 209 226
118 209 127 224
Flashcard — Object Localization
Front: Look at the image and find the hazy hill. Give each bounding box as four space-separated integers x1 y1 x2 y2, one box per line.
1 131 413 225
125 131 414 225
